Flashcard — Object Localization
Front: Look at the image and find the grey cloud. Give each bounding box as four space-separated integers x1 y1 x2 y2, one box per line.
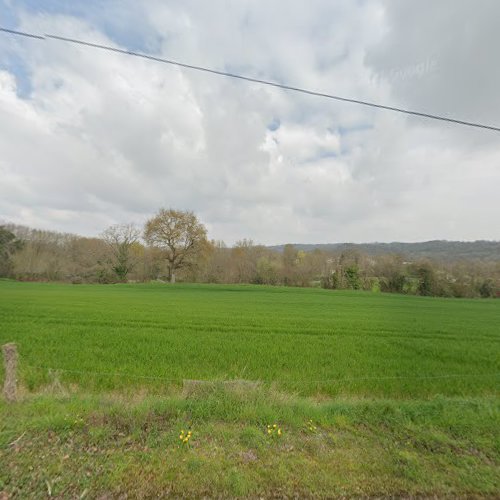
366 0 500 141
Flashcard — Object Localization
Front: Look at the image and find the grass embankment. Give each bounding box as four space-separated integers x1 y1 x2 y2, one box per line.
0 281 499 497
1 390 499 497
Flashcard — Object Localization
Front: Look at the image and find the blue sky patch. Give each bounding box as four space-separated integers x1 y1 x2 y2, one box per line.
267 118 280 131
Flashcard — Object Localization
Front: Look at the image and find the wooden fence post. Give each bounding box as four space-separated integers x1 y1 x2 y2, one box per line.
2 343 18 403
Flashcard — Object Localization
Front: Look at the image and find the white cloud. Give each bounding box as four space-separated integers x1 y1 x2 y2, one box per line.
0 0 499 244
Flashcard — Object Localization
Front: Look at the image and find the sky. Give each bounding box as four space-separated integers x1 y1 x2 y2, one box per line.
0 0 499 245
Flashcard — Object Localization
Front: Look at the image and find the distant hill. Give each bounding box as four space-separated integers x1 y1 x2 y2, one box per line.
268 240 500 261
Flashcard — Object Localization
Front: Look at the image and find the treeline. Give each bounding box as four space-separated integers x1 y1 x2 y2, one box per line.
270 240 500 261
1 216 499 298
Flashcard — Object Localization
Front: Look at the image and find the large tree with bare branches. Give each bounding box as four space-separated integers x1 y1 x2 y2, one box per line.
143 209 208 283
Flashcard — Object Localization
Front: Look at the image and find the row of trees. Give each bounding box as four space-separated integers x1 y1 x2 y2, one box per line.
1 209 499 298
0 209 207 285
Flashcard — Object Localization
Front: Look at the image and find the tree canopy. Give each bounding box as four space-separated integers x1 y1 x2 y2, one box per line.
101 223 140 282
0 226 23 276
143 208 208 283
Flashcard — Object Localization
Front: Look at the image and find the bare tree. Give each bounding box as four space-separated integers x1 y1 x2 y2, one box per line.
101 224 141 282
143 209 208 283
10 227 70 281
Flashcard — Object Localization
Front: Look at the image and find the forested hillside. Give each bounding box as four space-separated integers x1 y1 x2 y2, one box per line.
269 240 500 261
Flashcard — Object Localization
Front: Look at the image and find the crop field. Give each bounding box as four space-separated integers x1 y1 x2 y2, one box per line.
1 280 500 497
1 280 499 396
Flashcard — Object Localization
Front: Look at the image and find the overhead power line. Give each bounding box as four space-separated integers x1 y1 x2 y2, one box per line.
2 26 500 133
0 27 44 40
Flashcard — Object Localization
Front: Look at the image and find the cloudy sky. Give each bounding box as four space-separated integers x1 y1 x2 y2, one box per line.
0 0 499 244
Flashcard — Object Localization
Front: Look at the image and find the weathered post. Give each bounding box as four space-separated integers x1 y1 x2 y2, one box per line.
2 343 18 403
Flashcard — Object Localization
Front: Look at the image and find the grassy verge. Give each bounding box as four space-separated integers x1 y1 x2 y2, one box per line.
1 386 499 498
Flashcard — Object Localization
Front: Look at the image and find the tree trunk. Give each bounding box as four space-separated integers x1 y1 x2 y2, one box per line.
170 272 176 283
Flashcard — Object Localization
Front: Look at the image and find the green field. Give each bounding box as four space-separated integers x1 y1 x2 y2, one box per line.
1 281 499 497
1 280 499 396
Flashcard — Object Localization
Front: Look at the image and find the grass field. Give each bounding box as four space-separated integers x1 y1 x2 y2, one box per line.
1 280 499 397
1 280 499 497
